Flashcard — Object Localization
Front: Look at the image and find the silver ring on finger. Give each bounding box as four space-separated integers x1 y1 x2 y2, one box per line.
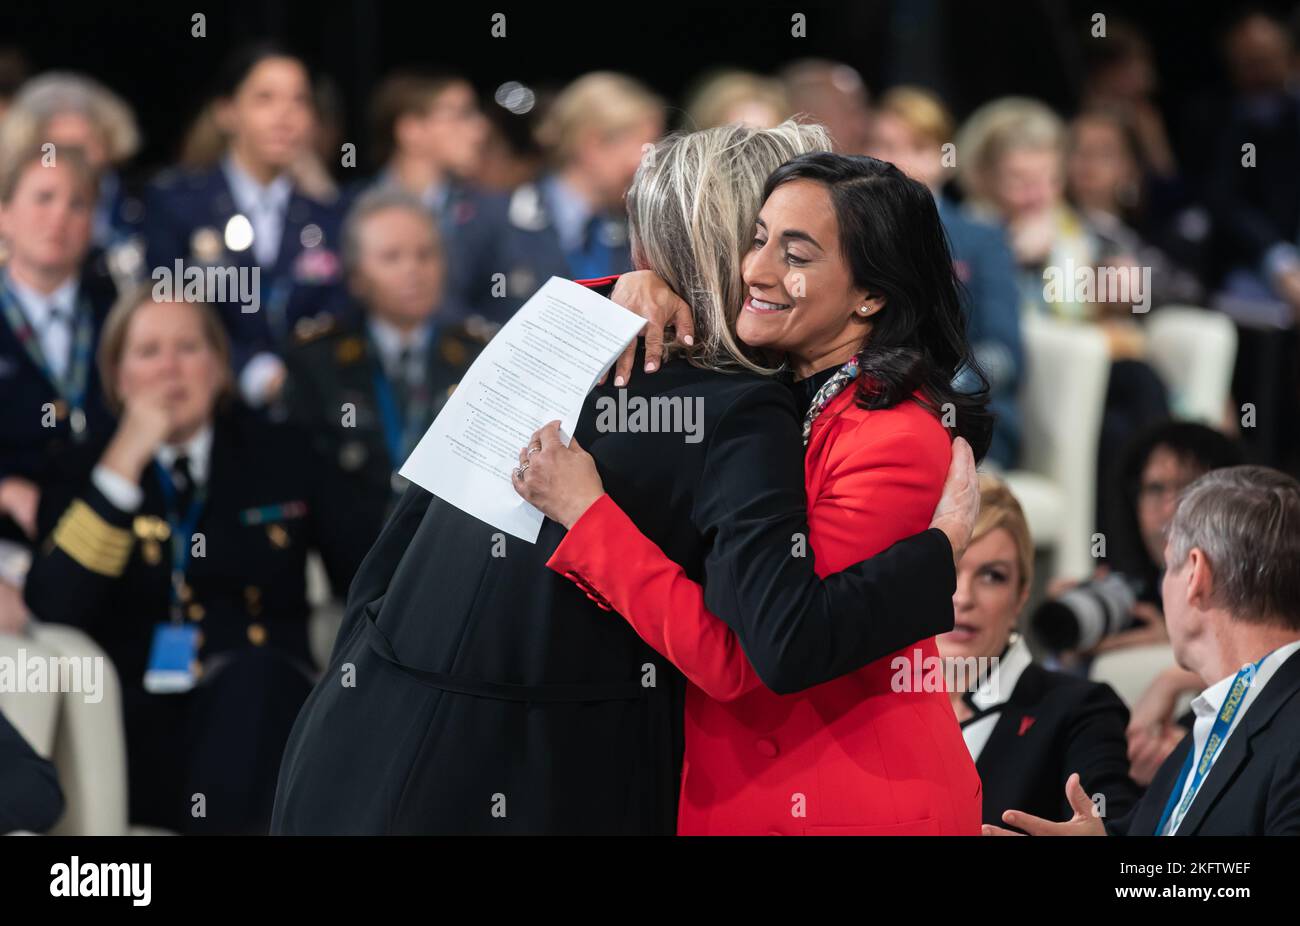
527 445 542 458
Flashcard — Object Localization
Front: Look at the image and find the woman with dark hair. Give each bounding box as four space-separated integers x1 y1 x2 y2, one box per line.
143 42 347 410
273 126 982 836
516 152 990 834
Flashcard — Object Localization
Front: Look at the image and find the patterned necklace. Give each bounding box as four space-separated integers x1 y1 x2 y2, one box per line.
801 353 862 446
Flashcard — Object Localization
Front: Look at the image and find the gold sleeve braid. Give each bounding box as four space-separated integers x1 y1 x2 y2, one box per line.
52 499 135 577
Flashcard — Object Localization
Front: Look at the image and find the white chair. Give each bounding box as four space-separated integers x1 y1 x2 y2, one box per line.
1090 642 1194 716
306 552 343 670
1001 315 1111 581
1144 306 1238 429
0 632 61 759
0 624 131 835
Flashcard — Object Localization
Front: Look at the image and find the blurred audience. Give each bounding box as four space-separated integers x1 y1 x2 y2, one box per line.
0 146 118 549
503 72 663 299
1032 422 1244 662
868 86 1024 468
1208 11 1300 320
684 69 790 129
143 43 348 410
780 58 871 154
958 96 1170 517
366 71 515 325
1066 108 1204 308
280 189 486 537
23 289 368 833
0 71 146 276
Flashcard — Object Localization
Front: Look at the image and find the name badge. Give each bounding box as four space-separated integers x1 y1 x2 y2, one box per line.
143 624 201 694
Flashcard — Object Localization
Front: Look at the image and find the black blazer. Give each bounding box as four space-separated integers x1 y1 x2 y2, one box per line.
0 259 117 545
280 308 487 533
1109 646 1300 836
272 348 959 835
25 408 371 689
0 709 63 834
972 662 1141 828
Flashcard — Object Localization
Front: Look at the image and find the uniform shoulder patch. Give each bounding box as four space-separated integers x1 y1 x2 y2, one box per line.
293 313 338 346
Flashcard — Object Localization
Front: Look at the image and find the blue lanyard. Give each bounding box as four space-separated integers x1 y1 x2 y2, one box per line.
1154 656 1266 835
566 228 616 280
368 330 436 471
153 460 209 621
0 281 95 432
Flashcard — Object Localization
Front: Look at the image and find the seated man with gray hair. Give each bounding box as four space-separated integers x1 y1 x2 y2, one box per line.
277 188 489 545
987 465 1300 836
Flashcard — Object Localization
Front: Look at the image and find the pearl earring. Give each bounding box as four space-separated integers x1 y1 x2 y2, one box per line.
858 305 872 315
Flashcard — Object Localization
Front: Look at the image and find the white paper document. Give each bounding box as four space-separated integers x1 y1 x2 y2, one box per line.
399 276 646 542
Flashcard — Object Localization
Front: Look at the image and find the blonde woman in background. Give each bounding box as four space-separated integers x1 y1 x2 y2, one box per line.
867 85 1024 469
939 475 1140 828
957 96 1169 527
0 72 144 261
493 72 664 312
684 69 790 129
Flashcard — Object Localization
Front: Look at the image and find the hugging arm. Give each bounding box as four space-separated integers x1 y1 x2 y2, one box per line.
548 386 957 696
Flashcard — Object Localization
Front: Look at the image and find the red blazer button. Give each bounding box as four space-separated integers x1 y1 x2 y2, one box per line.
755 737 779 758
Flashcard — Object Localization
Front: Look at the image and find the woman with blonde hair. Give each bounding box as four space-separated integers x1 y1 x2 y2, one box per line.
23 288 368 833
684 69 791 130
867 85 1024 468
0 71 144 255
0 145 116 550
272 121 982 835
493 72 664 307
938 475 1139 827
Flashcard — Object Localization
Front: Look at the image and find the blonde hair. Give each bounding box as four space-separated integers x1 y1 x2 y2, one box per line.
876 85 954 147
625 119 832 374
685 70 790 130
98 285 232 414
0 143 98 204
0 72 140 166
972 474 1035 593
955 97 1064 208
536 72 664 165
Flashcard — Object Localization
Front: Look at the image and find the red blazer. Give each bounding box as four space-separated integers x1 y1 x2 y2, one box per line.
547 386 983 835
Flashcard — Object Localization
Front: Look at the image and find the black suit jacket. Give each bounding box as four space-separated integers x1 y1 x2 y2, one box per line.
0 709 63 834
272 349 959 835
1109 647 1300 836
23 408 373 832
0 258 117 545
280 308 486 537
973 663 1141 827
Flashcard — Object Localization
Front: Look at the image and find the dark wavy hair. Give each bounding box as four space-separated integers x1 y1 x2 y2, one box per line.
1107 421 1245 585
761 152 994 458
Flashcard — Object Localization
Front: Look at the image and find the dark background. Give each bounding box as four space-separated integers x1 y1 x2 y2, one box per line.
0 0 1284 170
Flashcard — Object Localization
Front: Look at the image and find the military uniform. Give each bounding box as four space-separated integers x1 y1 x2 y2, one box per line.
0 254 118 547
94 170 150 290
279 308 487 535
459 175 633 329
23 408 370 834
143 164 349 374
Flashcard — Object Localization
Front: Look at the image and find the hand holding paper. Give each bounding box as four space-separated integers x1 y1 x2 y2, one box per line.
398 277 646 542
